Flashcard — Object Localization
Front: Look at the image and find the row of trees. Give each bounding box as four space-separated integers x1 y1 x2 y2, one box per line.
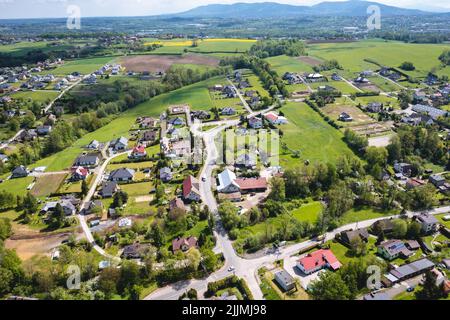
249 39 306 58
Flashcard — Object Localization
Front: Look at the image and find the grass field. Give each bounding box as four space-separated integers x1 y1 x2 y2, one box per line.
291 201 323 224
355 95 401 109
30 76 223 171
278 101 354 168
340 206 399 225
0 177 35 196
307 39 450 79
11 90 59 104
44 57 116 76
265 55 314 75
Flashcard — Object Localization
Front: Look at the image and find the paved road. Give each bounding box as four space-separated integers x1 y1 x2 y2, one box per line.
0 129 24 150
227 79 253 114
376 73 407 91
43 76 86 113
340 75 364 93
76 150 130 262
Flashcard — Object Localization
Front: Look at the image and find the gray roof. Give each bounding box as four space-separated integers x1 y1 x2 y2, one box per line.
274 269 295 286
109 168 135 180
75 154 99 164
101 181 118 196
417 213 439 225
412 104 447 120
390 258 435 280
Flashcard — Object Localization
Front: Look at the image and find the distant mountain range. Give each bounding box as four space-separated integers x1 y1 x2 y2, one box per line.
169 1 447 19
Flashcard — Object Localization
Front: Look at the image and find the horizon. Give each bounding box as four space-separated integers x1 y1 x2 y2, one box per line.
0 0 448 20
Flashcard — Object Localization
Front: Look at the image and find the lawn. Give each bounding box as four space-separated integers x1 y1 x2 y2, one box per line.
307 39 450 79
11 90 60 104
436 214 450 229
278 101 355 168
0 177 35 196
291 201 323 224
340 206 399 225
355 95 400 110
328 236 379 265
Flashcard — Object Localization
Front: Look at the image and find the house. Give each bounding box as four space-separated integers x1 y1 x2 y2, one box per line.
17 129 37 142
36 125 52 136
172 236 198 253
86 140 100 150
71 166 89 181
191 111 211 120
234 178 268 194
248 116 263 129
366 102 382 113
429 175 446 188
354 76 370 84
221 107 236 116
183 176 201 202
394 162 414 177
159 167 172 182
74 154 100 167
406 178 427 190
110 137 128 151
371 219 395 235
99 181 119 198
264 112 288 125
121 243 150 260
416 213 439 234
235 153 257 169
222 86 237 98
169 116 186 126
168 105 188 115
386 259 435 284
141 130 159 143
249 96 261 108
130 145 147 159
305 73 325 82
377 240 414 261
139 117 158 129
339 228 369 247
109 168 135 182
217 169 240 194
11 165 28 179
339 112 353 122
41 200 77 216
331 73 341 81
405 240 420 251
296 249 342 275
169 198 186 212
118 218 132 228
0 154 8 163
317 85 336 92
274 269 296 292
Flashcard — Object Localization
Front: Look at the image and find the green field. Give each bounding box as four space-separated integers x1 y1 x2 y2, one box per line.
265 55 314 74
308 40 450 79
291 201 323 223
0 177 34 196
31 76 223 171
44 57 116 76
11 90 59 104
340 206 399 225
278 101 354 168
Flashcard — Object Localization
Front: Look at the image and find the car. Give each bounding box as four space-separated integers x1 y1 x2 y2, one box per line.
406 286 415 292
228 266 235 272
202 177 206 182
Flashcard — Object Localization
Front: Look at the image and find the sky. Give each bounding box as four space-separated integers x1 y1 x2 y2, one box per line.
0 0 448 19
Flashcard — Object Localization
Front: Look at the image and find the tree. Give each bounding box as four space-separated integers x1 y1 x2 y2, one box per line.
326 181 354 218
81 180 88 197
23 193 38 214
400 61 415 71
309 271 352 300
50 203 66 228
0 218 12 241
118 261 141 294
97 267 120 299
268 177 285 201
349 237 367 257
391 219 408 239
186 248 202 271
406 221 422 239
148 223 165 248
416 271 443 300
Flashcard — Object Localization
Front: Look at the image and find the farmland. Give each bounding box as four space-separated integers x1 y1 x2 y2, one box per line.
278 101 354 167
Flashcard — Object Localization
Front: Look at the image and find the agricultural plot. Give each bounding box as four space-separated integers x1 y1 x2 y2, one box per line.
278 101 354 168
0 177 35 196
307 39 450 80
119 54 220 73
31 173 67 197
322 97 376 127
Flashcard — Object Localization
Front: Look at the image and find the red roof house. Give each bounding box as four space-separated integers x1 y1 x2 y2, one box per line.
130 145 147 159
296 249 342 275
71 166 89 181
234 178 268 193
183 176 201 202
172 236 198 253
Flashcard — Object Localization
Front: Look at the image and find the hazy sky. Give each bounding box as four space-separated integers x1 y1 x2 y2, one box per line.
0 0 448 19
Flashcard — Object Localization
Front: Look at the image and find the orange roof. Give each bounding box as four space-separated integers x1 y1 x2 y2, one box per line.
234 178 267 190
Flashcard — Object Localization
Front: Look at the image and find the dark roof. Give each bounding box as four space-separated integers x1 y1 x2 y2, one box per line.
274 269 295 286
75 154 99 165
100 181 118 197
390 259 435 280
109 168 135 180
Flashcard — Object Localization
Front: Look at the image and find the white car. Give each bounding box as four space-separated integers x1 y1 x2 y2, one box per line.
228 266 235 272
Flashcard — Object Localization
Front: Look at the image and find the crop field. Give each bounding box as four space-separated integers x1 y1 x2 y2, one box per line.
31 173 68 197
119 54 220 73
278 101 354 168
307 39 450 79
146 38 256 54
